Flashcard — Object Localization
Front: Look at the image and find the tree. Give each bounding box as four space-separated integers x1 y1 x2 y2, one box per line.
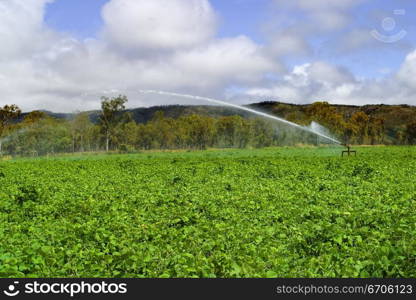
150 111 177 149
217 116 239 147
23 111 47 124
70 113 93 152
183 114 215 150
89 125 102 151
341 122 358 145
0 105 21 154
405 121 416 144
99 95 128 151
3 117 71 156
350 111 369 144
0 105 21 136
395 129 406 145
306 102 344 135
116 121 139 150
251 118 274 148
368 117 385 145
236 118 252 148
137 123 157 150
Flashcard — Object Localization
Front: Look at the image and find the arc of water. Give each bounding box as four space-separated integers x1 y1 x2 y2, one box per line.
137 90 342 145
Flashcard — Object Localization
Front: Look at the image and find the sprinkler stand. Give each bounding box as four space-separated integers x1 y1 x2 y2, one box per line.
342 145 357 157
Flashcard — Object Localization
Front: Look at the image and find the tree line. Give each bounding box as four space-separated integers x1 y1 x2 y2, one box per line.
1 96 416 156
268 101 416 145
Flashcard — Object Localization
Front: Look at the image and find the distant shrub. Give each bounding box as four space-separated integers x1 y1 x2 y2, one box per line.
119 144 136 154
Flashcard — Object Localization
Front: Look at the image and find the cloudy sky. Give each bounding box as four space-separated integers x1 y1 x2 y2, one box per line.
1 0 416 112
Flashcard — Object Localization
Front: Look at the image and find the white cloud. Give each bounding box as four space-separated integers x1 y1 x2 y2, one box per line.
266 0 371 63
0 0 415 112
286 0 363 11
244 52 416 105
307 62 356 86
266 30 311 57
101 0 217 52
171 36 280 88
0 0 279 112
397 50 416 88
0 0 55 58
274 0 365 31
337 29 376 52
245 61 359 103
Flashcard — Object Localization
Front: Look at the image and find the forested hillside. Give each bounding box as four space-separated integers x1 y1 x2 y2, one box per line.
252 101 416 145
1 96 416 156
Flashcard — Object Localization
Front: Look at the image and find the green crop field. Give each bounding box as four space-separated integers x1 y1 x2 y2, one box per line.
0 146 415 278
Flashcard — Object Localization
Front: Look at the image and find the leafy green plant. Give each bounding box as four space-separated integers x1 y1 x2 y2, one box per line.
0 146 415 278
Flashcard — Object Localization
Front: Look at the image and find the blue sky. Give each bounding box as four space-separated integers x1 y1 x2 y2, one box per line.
45 0 271 41
1 0 416 111
45 0 108 38
44 0 416 79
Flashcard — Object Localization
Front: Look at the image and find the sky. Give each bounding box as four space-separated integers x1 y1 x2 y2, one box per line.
1 0 416 112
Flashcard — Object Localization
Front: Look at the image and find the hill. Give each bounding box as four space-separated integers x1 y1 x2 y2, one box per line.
22 101 416 127
13 100 416 148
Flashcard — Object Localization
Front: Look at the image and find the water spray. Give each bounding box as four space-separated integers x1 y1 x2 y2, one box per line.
137 90 343 146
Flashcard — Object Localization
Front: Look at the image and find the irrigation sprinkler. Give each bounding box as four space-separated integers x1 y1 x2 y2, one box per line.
342 144 357 157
